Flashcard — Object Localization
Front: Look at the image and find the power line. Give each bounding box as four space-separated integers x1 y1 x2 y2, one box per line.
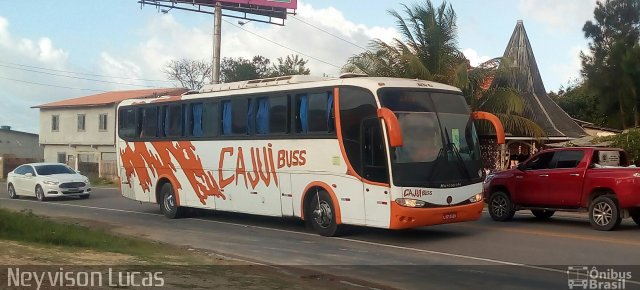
0 64 159 88
223 19 342 69
0 60 174 83
290 15 369 51
0 76 108 92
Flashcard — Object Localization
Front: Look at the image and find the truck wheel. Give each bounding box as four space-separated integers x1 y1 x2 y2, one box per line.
531 209 555 219
160 183 185 219
630 208 640 226
589 196 621 231
489 191 515 222
307 190 343 236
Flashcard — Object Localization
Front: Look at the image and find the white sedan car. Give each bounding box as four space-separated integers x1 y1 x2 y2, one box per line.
7 163 91 201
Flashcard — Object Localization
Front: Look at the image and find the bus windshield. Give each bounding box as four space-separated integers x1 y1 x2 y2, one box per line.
379 89 483 188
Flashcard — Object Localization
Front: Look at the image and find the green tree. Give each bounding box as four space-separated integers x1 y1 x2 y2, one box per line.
550 80 607 126
343 1 463 83
270 54 311 77
581 0 640 129
343 0 543 137
220 56 271 83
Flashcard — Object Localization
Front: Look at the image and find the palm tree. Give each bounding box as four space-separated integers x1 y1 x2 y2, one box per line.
344 1 463 83
456 58 545 138
342 0 544 138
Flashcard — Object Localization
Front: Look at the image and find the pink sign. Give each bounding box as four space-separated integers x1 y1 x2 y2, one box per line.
218 0 297 9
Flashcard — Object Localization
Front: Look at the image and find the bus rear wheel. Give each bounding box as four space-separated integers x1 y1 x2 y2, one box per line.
308 190 342 237
160 183 185 219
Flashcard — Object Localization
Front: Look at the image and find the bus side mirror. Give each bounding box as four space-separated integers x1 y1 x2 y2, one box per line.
472 111 505 145
377 108 403 147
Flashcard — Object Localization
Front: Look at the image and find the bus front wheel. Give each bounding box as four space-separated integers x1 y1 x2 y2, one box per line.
160 183 185 219
308 190 342 237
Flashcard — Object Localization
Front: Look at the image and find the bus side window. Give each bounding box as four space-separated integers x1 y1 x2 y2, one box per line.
269 95 289 134
221 99 248 135
222 101 232 136
295 94 308 134
164 104 183 138
247 98 256 135
118 108 138 139
308 92 329 133
256 97 270 135
191 103 204 137
202 102 219 137
140 106 158 138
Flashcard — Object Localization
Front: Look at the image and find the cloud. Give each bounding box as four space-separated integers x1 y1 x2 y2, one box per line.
549 46 587 89
0 16 76 133
462 48 492 67
98 2 399 84
518 0 598 32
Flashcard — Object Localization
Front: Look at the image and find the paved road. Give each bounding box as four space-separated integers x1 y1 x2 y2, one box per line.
1 184 639 289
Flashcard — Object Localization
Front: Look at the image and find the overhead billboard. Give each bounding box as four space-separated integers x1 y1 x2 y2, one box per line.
217 0 297 10
140 0 297 20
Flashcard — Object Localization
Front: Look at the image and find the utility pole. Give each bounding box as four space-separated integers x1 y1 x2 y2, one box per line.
211 2 222 84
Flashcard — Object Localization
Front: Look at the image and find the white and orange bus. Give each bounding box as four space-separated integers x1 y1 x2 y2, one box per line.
116 75 504 236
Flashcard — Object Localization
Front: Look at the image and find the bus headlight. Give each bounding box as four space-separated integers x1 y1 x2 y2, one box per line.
468 193 483 203
395 198 426 208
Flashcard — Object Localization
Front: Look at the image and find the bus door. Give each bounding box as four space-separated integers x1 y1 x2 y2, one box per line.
361 118 391 227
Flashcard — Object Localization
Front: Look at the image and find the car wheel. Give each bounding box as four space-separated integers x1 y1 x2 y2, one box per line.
8 184 18 199
79 194 90 199
35 185 46 202
488 191 515 222
589 195 621 231
531 209 555 219
307 190 343 236
160 182 184 219
630 208 640 226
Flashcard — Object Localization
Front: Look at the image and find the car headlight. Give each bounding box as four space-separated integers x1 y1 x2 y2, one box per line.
395 198 426 208
43 180 59 185
483 174 495 184
468 193 483 203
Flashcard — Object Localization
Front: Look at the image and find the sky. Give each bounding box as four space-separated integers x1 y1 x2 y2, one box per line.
0 0 598 134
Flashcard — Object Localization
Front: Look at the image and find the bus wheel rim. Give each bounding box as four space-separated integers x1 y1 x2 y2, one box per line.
314 201 332 228
165 193 175 212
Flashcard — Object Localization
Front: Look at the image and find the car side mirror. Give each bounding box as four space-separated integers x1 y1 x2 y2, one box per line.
25 173 33 177
517 163 526 171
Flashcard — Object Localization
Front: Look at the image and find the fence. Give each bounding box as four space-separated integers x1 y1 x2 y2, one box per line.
0 155 42 178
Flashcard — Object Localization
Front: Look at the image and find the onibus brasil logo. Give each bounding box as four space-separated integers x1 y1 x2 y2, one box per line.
567 266 632 289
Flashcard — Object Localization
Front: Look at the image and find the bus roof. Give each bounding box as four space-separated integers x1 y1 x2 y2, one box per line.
119 75 462 107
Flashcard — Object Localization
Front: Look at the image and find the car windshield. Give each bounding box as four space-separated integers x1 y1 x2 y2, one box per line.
35 165 76 175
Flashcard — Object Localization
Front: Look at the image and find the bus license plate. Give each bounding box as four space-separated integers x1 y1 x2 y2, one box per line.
442 212 457 220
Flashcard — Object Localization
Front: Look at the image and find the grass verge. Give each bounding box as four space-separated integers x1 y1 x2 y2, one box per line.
0 208 162 257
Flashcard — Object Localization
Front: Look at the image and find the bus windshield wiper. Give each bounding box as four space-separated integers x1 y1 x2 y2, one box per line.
443 127 471 180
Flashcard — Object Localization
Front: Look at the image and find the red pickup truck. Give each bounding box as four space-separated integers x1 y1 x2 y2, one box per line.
483 147 640 230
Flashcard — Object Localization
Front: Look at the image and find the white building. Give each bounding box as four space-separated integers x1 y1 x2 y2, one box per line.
33 88 187 179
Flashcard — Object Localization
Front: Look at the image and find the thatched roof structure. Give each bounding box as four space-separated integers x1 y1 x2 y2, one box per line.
499 20 586 138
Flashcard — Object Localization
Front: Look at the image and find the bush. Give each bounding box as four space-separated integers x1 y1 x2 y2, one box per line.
594 129 640 163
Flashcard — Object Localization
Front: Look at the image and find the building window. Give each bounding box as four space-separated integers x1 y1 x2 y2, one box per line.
77 114 86 131
99 114 108 131
51 115 59 132
57 152 66 164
